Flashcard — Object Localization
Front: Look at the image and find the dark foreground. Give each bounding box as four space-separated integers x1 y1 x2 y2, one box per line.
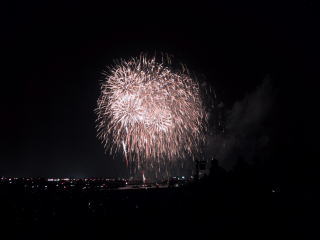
0 175 315 240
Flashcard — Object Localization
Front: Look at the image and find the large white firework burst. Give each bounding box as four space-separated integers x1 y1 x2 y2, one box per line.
96 54 208 171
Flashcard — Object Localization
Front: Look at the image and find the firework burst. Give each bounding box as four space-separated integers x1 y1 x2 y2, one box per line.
96 54 208 177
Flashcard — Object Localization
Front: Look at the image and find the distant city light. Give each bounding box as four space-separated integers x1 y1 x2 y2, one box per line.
48 178 60 182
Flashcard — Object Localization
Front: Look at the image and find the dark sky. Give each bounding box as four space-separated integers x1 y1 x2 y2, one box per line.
0 1 317 178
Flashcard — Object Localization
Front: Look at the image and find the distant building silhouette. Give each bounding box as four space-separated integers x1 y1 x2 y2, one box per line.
209 157 226 180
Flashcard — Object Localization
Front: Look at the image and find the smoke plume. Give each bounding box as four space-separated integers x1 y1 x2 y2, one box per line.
208 78 275 169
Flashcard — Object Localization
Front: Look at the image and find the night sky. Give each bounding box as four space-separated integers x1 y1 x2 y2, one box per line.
0 1 317 178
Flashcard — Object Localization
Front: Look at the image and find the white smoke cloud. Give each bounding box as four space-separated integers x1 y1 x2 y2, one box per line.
207 77 275 169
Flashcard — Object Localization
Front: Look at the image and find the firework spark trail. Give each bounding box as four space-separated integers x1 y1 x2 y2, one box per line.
96 54 208 174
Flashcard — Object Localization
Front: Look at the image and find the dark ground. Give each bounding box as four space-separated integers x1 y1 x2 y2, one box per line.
0 165 316 239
